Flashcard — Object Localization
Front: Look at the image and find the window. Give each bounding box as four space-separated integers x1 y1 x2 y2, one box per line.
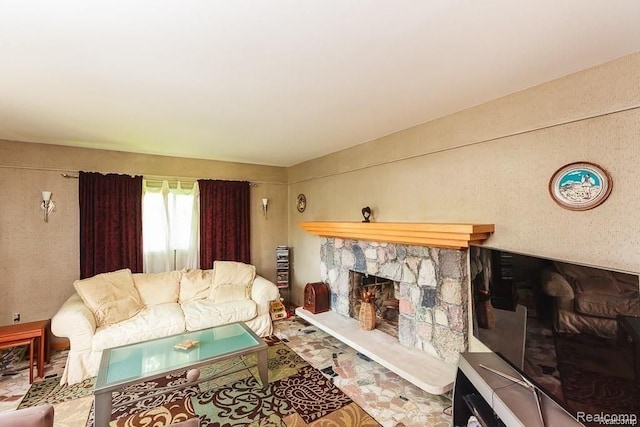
142 180 199 272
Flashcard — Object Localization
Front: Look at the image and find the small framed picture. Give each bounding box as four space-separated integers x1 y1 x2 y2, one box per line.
296 193 307 213
548 162 612 211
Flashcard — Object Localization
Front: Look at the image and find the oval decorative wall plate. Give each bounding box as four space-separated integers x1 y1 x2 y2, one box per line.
296 193 307 212
548 161 612 210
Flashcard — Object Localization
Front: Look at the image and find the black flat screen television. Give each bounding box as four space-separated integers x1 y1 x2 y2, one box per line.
469 246 640 424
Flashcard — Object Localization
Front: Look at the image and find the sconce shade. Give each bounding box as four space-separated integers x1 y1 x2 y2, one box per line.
261 198 269 217
41 191 54 222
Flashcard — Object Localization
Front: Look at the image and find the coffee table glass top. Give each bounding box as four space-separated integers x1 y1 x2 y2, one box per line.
95 322 261 391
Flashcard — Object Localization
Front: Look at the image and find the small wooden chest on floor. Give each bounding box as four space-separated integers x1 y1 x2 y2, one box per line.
303 282 330 314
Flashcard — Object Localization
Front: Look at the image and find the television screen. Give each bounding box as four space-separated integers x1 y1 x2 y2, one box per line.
469 246 640 424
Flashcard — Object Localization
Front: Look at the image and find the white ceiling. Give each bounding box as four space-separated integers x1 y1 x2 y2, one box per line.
1 1 639 167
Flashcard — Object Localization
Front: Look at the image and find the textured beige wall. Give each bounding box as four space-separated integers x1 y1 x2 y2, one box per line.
287 53 640 313
0 141 288 326
2 52 639 346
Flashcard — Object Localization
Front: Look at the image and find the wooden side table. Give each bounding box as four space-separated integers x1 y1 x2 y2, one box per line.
0 319 50 383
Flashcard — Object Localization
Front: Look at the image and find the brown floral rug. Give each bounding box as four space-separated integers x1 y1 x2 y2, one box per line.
554 333 640 424
19 339 380 426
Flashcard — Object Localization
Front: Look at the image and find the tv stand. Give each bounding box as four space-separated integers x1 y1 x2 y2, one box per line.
478 364 545 427
453 352 583 427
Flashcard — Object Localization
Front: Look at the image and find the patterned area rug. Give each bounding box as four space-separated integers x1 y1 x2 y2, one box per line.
19 339 380 427
554 333 640 422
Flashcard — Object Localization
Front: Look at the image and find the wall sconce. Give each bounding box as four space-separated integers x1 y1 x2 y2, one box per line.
41 191 55 222
261 198 269 218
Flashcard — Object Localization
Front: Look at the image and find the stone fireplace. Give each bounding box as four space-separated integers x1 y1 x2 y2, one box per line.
320 237 468 363
297 221 494 392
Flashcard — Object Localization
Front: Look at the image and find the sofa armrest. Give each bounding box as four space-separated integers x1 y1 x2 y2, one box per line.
51 293 97 352
252 275 280 307
541 269 575 299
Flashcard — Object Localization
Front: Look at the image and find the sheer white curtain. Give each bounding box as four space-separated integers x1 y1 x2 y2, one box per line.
142 180 200 273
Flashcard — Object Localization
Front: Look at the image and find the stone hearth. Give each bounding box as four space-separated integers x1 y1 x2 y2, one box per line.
319 237 468 363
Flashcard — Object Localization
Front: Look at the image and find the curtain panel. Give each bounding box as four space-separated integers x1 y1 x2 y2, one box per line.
198 180 250 269
142 180 200 272
79 172 143 279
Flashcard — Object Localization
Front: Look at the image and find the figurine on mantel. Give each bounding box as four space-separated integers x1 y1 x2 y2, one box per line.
361 206 371 222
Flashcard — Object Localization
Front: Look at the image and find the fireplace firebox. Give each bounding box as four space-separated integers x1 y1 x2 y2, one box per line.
348 271 399 337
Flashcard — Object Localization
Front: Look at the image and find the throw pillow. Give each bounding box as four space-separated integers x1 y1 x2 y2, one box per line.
541 270 574 298
211 261 256 286
208 261 256 302
74 269 143 328
178 269 214 303
132 270 182 306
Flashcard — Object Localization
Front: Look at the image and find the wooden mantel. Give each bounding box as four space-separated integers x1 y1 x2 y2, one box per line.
299 221 494 249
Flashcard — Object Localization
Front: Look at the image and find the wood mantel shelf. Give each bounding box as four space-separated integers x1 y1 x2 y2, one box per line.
299 221 494 249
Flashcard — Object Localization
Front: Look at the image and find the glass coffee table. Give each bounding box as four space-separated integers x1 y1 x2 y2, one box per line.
94 322 268 426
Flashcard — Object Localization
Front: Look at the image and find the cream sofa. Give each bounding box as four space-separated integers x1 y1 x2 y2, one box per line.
51 261 280 385
541 261 640 338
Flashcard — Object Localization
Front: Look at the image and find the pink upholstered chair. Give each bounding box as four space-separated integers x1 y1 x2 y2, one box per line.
0 403 54 426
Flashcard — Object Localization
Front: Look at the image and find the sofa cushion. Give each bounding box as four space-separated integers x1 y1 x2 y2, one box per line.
208 261 255 302
612 270 640 291
573 276 640 318
132 271 181 306
209 283 252 303
92 302 185 352
556 307 618 337
554 261 613 282
74 269 143 328
182 299 257 331
179 269 214 303
574 275 623 295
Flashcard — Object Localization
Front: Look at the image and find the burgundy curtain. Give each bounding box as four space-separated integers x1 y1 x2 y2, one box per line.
79 172 143 278
198 180 250 268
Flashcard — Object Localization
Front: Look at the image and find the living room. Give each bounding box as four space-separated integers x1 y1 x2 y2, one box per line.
3 52 637 330
1 2 639 426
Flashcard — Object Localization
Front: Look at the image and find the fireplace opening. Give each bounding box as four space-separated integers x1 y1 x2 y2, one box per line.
349 271 399 338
